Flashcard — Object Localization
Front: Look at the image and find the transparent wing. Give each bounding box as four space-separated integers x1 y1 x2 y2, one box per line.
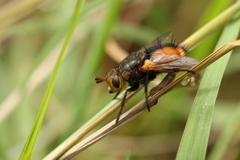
142 54 199 72
139 32 173 51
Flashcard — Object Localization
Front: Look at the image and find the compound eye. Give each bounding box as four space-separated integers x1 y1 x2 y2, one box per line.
112 75 120 88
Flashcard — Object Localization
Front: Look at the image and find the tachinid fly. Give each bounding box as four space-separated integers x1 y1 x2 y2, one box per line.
95 32 199 124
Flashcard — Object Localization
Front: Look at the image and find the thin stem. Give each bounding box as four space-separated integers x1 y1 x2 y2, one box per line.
19 0 85 159
61 40 240 158
181 1 240 49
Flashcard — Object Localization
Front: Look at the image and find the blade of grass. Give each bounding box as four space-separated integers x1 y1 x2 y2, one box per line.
191 0 232 60
0 0 110 124
19 0 86 159
0 0 46 30
124 148 132 160
44 89 140 160
176 13 240 160
181 1 240 49
207 102 240 160
70 0 122 131
44 0 123 159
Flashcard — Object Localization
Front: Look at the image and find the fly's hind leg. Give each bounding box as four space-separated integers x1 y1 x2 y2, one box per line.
175 68 196 74
150 72 176 96
148 73 176 107
149 67 195 97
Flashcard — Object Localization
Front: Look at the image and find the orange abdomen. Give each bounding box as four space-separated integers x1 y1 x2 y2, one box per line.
154 46 187 56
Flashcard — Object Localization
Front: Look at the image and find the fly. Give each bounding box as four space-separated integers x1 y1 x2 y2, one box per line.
95 32 199 124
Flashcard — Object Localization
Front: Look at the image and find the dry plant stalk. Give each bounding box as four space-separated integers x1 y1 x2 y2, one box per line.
59 40 240 159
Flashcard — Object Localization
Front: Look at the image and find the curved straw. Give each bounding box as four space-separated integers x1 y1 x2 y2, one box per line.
59 40 240 160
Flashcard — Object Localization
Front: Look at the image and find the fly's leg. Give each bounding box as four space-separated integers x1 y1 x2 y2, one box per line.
147 73 176 107
149 68 195 97
116 84 139 124
176 69 195 74
143 46 151 111
148 69 194 106
113 92 120 99
150 73 176 96
155 68 195 74
144 71 151 112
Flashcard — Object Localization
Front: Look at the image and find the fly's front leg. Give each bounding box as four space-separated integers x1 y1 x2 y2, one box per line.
116 84 139 124
144 71 151 112
112 92 120 100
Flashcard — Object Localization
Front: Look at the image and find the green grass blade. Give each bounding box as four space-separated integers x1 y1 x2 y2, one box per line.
0 0 109 125
176 15 240 160
124 149 131 160
208 103 240 160
19 0 86 159
44 0 123 159
43 92 126 160
70 0 122 130
182 1 240 49
191 0 232 60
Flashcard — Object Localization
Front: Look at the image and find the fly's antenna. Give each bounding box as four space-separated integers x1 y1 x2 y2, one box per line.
95 74 106 83
95 78 106 83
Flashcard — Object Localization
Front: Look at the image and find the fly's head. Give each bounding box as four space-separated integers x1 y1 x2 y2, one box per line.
95 68 126 93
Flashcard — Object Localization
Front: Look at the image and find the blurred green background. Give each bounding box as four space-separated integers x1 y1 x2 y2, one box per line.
0 0 240 159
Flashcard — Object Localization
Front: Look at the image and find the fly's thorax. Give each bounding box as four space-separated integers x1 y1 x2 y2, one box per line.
105 68 126 93
118 51 146 71
117 51 147 80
